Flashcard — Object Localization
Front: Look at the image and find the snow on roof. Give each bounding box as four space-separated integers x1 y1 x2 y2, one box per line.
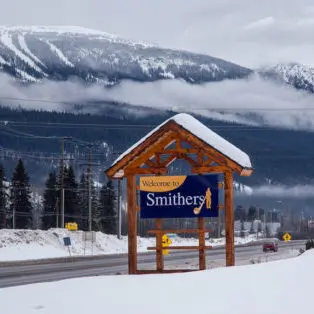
111 113 252 171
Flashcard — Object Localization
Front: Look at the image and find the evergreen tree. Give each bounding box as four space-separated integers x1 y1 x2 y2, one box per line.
98 180 116 234
9 159 33 229
0 164 8 228
42 172 58 229
248 206 257 221
63 165 79 225
235 205 246 221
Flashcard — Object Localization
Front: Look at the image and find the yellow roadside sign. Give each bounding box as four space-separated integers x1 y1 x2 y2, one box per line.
283 232 291 242
65 222 78 231
162 234 172 255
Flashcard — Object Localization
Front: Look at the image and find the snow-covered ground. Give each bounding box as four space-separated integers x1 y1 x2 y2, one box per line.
0 245 311 314
0 228 261 262
161 244 301 271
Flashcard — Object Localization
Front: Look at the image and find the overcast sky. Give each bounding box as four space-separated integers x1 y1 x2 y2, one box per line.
1 0 314 68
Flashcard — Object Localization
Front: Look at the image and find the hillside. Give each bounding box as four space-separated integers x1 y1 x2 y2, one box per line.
1 26 314 96
0 26 314 213
0 26 251 84
1 106 314 188
260 63 314 93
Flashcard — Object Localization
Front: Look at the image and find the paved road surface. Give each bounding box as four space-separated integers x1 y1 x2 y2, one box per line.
0 240 305 288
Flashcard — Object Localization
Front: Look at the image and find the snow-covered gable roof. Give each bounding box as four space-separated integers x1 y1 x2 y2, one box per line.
107 113 252 177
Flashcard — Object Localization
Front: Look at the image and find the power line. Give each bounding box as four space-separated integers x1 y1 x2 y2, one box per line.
1 121 155 129
0 147 110 158
0 119 312 131
0 125 61 140
2 146 314 160
0 125 93 144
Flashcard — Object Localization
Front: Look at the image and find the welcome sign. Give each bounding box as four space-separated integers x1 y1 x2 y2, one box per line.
139 174 219 218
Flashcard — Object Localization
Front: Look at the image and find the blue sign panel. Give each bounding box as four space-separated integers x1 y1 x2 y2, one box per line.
63 237 71 246
139 174 219 219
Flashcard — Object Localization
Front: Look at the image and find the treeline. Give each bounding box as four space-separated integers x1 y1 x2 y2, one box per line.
234 205 281 223
0 159 117 233
2 105 314 187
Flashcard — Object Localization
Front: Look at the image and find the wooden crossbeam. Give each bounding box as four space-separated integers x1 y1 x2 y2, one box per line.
176 137 182 150
125 132 177 169
160 154 177 167
173 137 218 167
144 159 156 168
147 229 212 234
136 269 199 274
170 123 244 173
124 167 167 175
202 158 214 166
197 153 203 166
155 152 161 165
160 151 199 167
158 148 199 155
147 245 213 250
240 168 253 177
191 165 229 174
180 154 198 167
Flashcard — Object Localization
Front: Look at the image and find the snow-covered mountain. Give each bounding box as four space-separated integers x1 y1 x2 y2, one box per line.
0 26 251 84
1 26 314 95
260 63 314 93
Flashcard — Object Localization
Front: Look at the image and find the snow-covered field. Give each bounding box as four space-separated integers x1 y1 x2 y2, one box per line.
0 245 311 314
0 228 261 262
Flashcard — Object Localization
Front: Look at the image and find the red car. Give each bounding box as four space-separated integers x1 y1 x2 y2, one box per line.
263 240 278 252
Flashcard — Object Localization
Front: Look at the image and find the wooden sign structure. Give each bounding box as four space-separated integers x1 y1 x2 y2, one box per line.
105 113 253 274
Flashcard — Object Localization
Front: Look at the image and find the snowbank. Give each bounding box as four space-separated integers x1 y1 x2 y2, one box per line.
0 246 312 314
0 228 260 262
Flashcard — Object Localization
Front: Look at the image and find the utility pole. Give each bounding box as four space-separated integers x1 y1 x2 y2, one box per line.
256 207 259 239
117 179 122 239
55 197 59 228
87 145 92 232
264 210 267 238
79 143 97 232
59 137 72 229
60 138 65 229
12 207 15 229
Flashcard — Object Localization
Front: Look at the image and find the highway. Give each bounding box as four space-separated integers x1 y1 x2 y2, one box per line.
0 240 305 288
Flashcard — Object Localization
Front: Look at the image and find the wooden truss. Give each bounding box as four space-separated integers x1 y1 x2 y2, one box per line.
106 120 253 274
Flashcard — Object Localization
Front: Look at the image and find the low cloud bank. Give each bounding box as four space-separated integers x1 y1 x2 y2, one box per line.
1 73 314 130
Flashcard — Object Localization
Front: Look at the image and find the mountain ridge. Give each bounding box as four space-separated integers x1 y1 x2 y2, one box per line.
259 62 314 93
1 26 314 95
0 25 251 84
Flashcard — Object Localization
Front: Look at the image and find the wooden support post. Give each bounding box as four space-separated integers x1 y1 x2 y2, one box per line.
156 218 164 272
127 175 137 274
224 170 235 266
198 217 206 270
